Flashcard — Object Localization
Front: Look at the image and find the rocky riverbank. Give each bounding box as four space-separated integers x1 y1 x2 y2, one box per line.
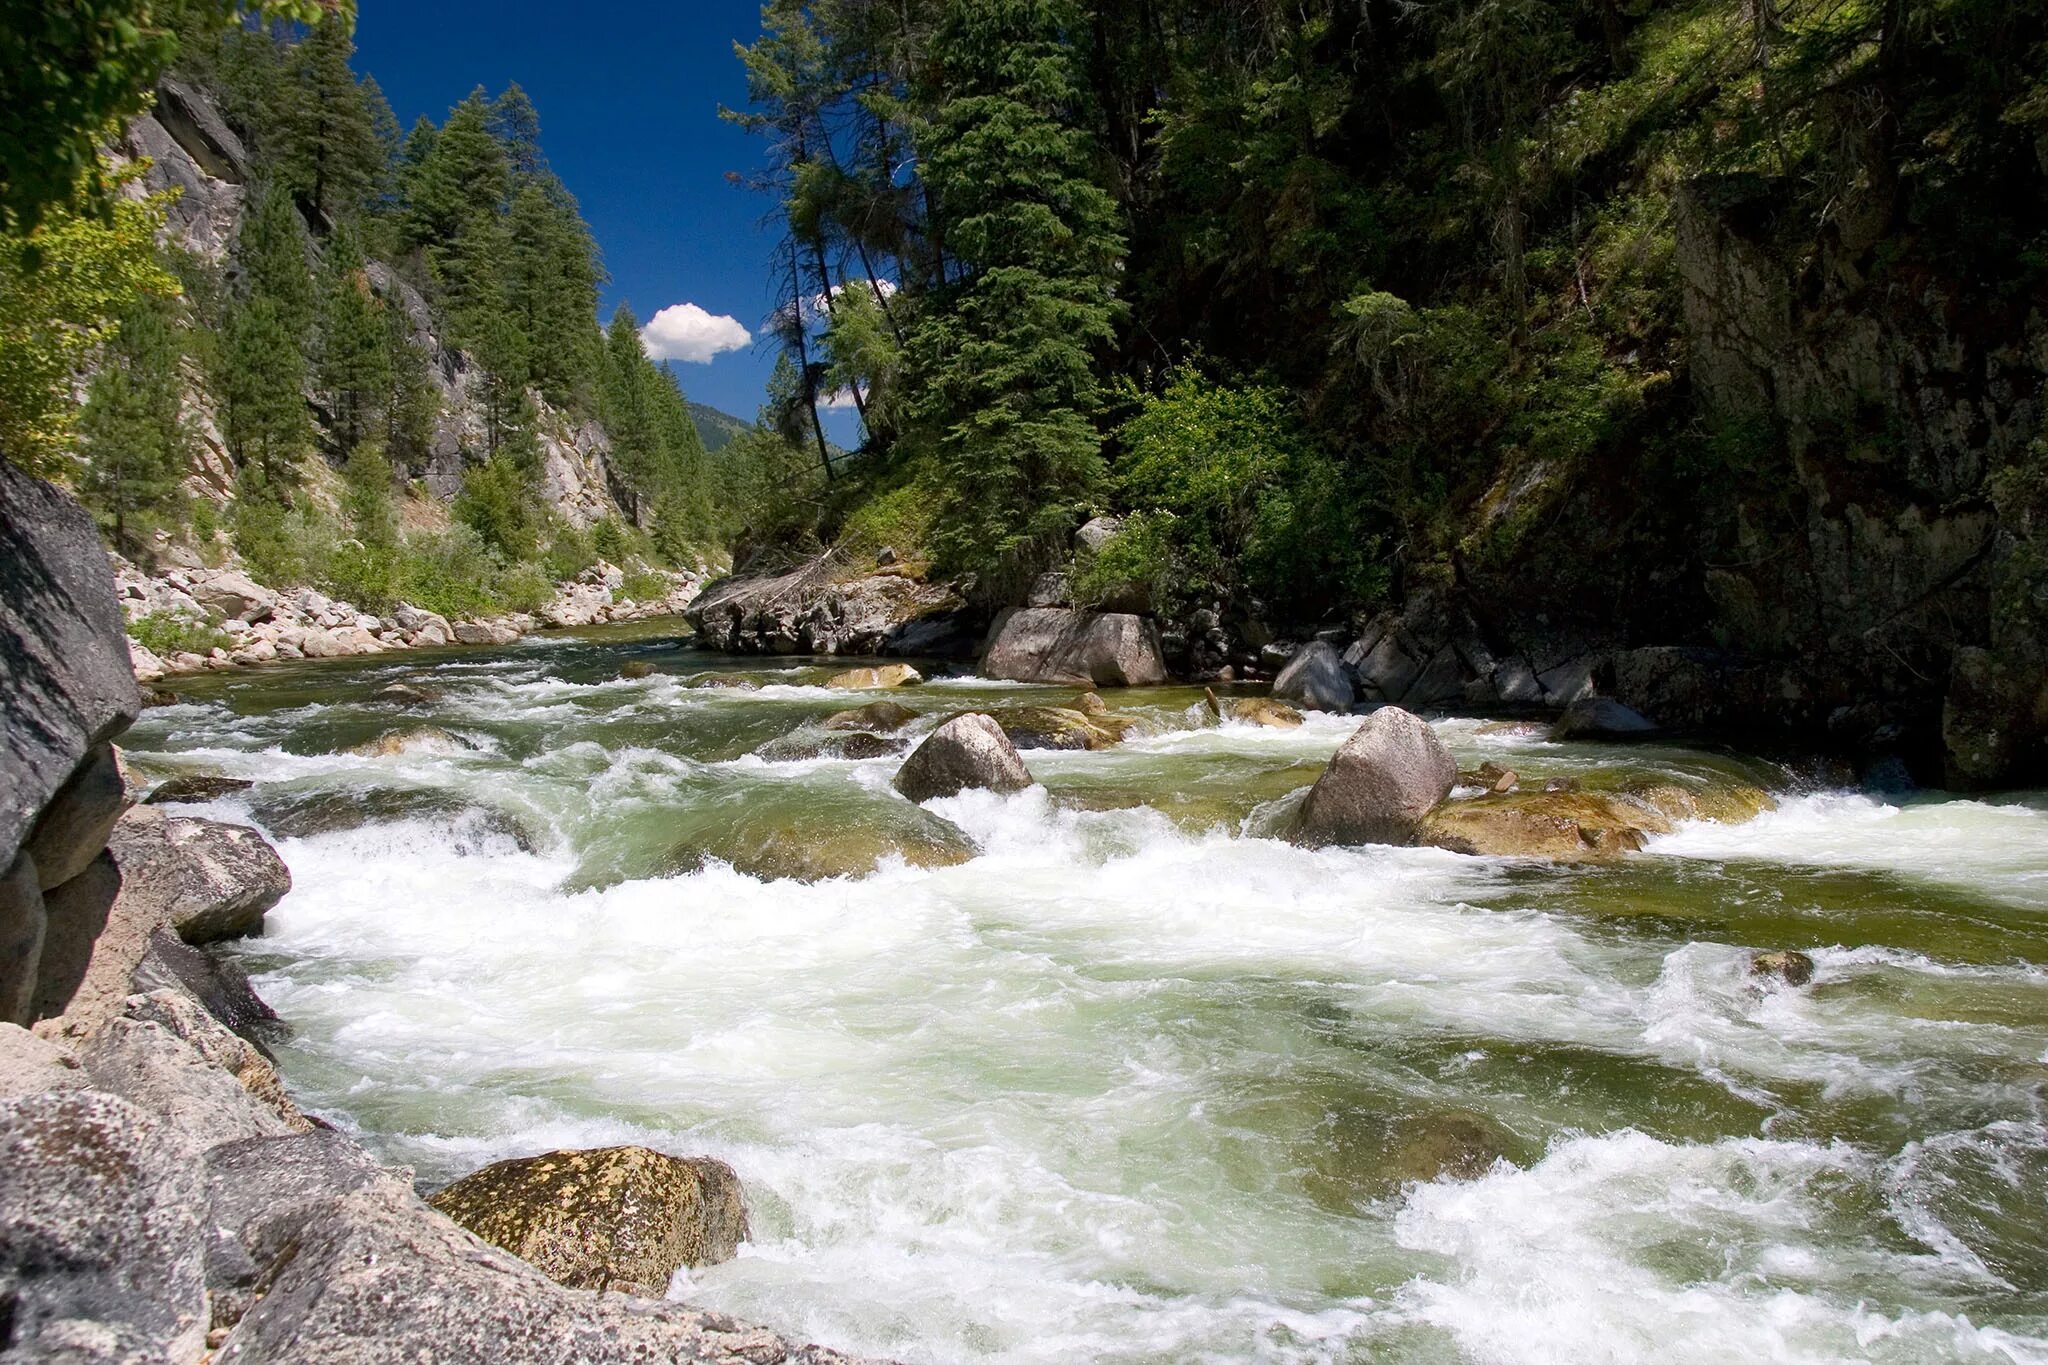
118 556 706 684
1 463 873 1364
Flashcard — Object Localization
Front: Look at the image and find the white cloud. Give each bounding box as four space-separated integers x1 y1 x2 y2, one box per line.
642 303 751 363
821 387 864 410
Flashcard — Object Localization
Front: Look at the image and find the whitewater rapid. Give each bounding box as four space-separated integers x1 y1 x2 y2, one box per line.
122 639 2048 1364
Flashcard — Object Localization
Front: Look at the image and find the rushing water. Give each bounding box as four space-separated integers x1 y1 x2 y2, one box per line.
119 622 2048 1365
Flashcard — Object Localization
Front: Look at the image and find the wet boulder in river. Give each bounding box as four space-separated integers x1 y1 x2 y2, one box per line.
1751 950 1816 986
823 699 919 732
428 1145 749 1295
1417 790 1656 863
1290 707 1456 847
895 714 1034 802
987 704 1137 751
145 775 256 805
346 725 473 758
1271 641 1355 712
618 660 657 680
825 663 922 689
1205 688 1304 729
981 607 1168 687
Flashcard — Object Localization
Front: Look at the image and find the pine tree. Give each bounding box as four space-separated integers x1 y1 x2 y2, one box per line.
79 298 193 553
401 90 511 306
503 178 603 406
599 305 661 522
342 442 397 548
315 223 393 456
473 307 539 468
381 300 439 476
219 293 311 492
273 10 383 222
238 181 315 344
907 0 1125 593
488 84 547 179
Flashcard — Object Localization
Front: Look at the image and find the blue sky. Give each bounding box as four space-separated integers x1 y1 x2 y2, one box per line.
351 0 860 442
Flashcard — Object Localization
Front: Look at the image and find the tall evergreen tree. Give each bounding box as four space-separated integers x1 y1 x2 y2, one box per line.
314 222 392 455
79 297 193 553
401 90 510 283
907 0 1125 592
381 299 439 476
273 10 383 221
219 293 311 492
503 178 603 406
238 181 316 344
488 83 548 179
599 305 661 522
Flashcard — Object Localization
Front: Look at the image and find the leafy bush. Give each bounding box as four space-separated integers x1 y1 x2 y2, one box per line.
837 478 933 563
130 610 231 657
495 560 555 614
455 454 541 561
388 526 504 620
323 538 399 614
232 491 337 589
619 567 670 603
1111 367 1385 620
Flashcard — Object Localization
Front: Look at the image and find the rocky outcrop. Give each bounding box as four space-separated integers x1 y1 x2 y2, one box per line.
429 1146 749 1296
981 608 1169 687
104 807 290 944
894 714 1034 802
1290 708 1456 848
688 562 974 658
1 465 143 1025
1271 641 1355 711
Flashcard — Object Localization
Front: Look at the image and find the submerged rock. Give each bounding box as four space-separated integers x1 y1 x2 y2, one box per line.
667 805 974 882
823 699 919 732
895 714 1034 802
1291 707 1456 847
1271 641 1355 712
1417 778 1774 863
1751 949 1816 987
690 672 760 690
1205 688 1304 729
346 725 473 758
428 1145 749 1296
1305 1107 1516 1209
825 663 923 689
981 607 1168 687
986 704 1139 751
618 660 657 680
1457 762 1520 794
1551 697 1661 741
145 774 256 804
1418 790 1657 863
375 682 441 706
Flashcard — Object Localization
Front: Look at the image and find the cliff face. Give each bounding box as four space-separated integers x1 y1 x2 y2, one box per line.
110 79 630 531
1673 174 2046 785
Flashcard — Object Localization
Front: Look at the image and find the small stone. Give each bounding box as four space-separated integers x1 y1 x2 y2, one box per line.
618 661 656 680
1750 950 1816 987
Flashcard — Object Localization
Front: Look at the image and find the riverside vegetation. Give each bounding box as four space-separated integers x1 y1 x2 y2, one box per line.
2 2 2047 1365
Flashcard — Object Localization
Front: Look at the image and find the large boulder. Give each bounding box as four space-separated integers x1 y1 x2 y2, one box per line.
187 568 275 622
1291 708 1457 847
103 807 290 944
22 744 131 892
981 607 1168 687
0 1090 210 1362
0 464 141 880
823 700 919 733
1271 640 1356 711
428 1146 749 1296
894 714 1034 802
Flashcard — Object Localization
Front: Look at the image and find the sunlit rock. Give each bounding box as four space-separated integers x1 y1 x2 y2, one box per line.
894 714 1034 801
825 663 923 689
428 1145 748 1295
1290 707 1456 847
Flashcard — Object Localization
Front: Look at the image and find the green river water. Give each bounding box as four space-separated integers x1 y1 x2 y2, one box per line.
117 620 2048 1364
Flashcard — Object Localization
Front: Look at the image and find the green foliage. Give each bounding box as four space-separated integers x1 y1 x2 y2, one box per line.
905 0 1126 596
618 567 671 603
340 442 396 547
597 307 716 545
78 295 193 553
217 293 310 489
380 300 438 475
455 452 541 561
129 609 232 657
314 222 392 456
1111 367 1384 618
230 481 331 586
0 172 179 474
837 479 932 563
238 182 314 340
494 559 554 614
0 0 339 238
1071 510 1176 613
271 9 383 220
384 525 503 620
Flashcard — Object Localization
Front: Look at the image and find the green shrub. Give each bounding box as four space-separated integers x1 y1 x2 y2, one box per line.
232 492 336 589
390 527 503 620
544 522 596 581
838 479 933 562
1072 511 1177 613
323 538 400 614
496 560 555 614
619 567 670 603
130 611 231 657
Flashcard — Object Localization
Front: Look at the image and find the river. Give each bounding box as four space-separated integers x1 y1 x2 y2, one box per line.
117 622 2048 1364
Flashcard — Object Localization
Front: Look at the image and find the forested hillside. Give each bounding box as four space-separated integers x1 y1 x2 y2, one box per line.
731 0 2048 782
2 7 777 622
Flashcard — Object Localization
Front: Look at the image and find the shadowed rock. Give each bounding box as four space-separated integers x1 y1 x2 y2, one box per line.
1272 641 1355 712
145 774 256 804
981 608 1168 687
